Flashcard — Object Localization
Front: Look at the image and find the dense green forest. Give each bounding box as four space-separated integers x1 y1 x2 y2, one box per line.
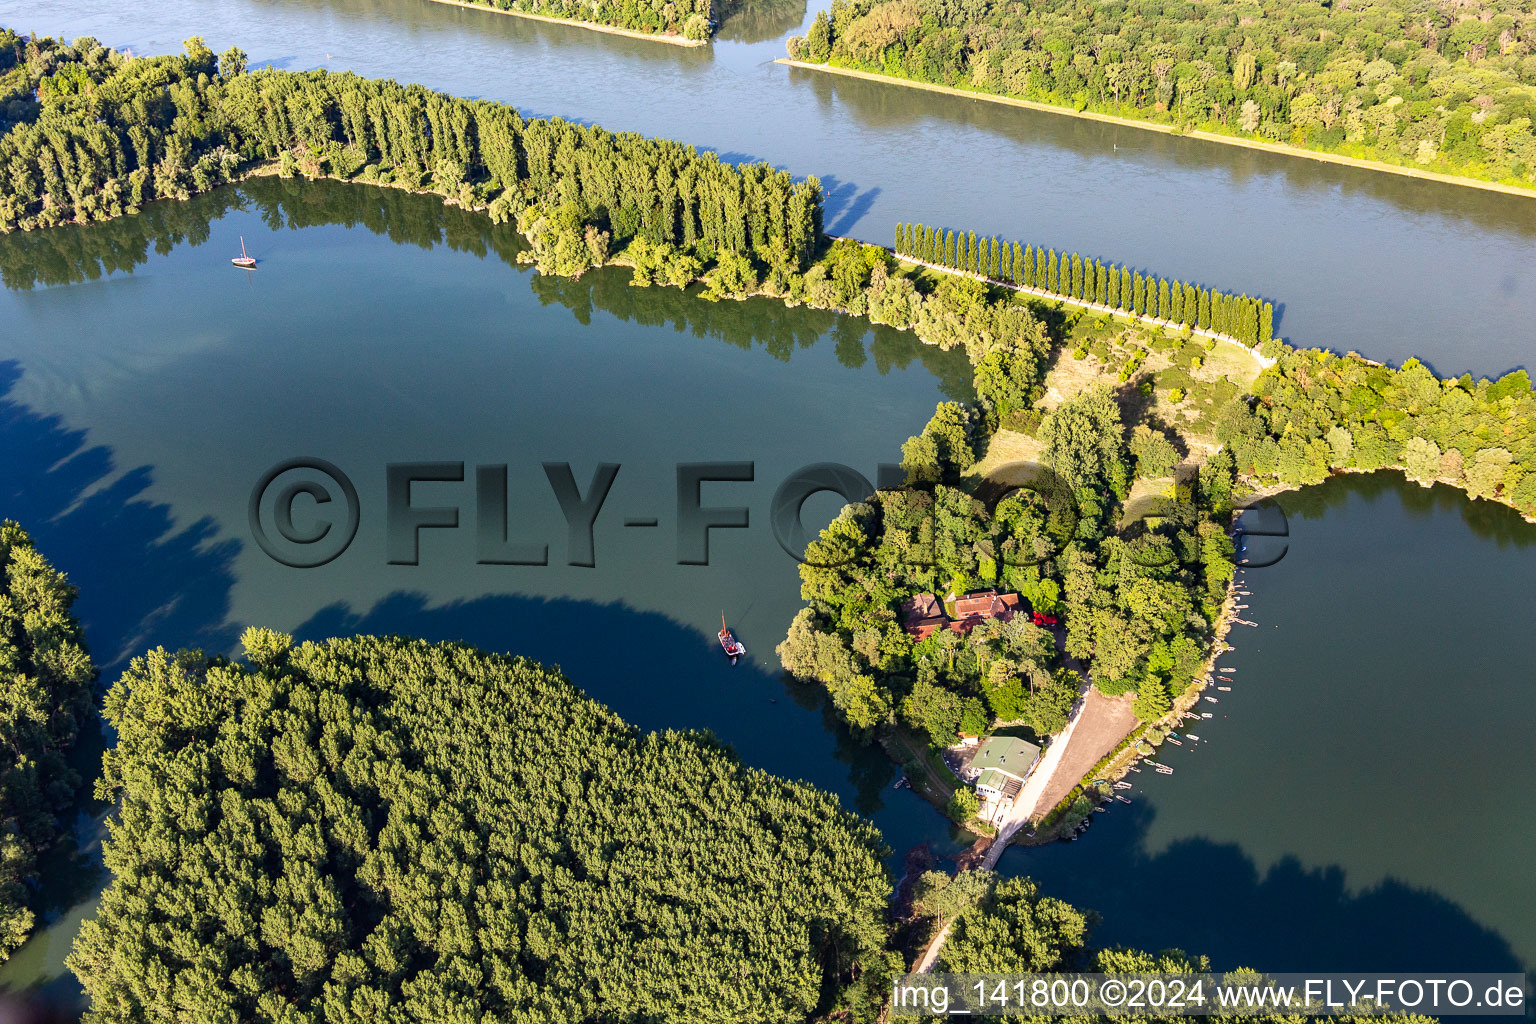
69 631 897 1023
0 33 822 275
789 0 1536 188
908 870 1442 1024
895 222 1275 347
63 630 1449 1022
1226 351 1536 505
0 521 97 960
778 384 1237 747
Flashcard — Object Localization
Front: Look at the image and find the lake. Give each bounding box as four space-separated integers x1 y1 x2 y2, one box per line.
0 177 977 1000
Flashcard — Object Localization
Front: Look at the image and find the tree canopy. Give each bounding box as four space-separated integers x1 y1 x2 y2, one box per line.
792 0 1536 187
0 34 822 276
70 631 895 1023
0 520 97 959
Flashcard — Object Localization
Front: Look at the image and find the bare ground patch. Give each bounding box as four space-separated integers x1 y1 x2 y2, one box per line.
1031 689 1139 817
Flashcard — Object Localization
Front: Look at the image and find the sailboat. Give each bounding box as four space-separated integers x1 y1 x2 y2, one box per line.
231 236 257 269
718 614 745 664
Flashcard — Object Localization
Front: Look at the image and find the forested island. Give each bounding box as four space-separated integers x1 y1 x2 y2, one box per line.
0 522 96 959
786 0 1536 191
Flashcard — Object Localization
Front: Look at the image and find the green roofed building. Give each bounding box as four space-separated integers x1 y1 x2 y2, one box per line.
973 735 1041 783
974 768 1010 800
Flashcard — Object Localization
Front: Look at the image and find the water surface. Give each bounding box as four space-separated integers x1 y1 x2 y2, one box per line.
0 178 975 999
5 0 1536 374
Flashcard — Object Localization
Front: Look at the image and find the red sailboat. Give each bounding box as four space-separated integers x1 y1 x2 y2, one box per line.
718 614 745 664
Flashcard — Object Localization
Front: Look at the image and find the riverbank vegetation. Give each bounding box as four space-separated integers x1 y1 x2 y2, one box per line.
425 0 748 41
0 34 822 273
777 381 1238 748
70 631 898 1022
0 521 96 960
430 0 709 40
788 0 1536 190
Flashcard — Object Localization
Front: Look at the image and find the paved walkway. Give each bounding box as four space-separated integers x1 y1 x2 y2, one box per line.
912 686 1092 973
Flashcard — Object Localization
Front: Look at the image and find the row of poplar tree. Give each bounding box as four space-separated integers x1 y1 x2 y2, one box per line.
894 222 1274 348
0 35 823 271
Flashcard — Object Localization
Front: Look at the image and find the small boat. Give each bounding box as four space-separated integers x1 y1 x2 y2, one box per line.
1204 696 1219 703
231 236 257 268
1218 685 1231 692
893 776 909 790
718 614 745 664
1185 734 1201 741
1166 737 1183 746
1201 712 1213 719
1115 795 1132 804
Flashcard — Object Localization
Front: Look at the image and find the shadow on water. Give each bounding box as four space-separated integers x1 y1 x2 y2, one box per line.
714 0 808 44
0 175 974 401
0 362 242 670
1008 800 1522 973
293 590 904 821
0 361 244 1010
1277 470 1536 550
820 174 883 237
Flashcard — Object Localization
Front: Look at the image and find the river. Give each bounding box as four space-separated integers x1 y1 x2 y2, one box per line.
0 0 1533 1007
6 0 1536 376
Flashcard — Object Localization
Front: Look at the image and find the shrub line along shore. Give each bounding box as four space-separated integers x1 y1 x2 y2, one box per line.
419 0 708 46
777 59 1536 201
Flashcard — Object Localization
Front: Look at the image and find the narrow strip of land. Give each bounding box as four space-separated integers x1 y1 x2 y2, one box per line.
420 0 708 46
778 59 1536 201
835 233 1280 363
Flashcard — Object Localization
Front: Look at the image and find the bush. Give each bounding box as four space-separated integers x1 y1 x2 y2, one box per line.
947 787 980 822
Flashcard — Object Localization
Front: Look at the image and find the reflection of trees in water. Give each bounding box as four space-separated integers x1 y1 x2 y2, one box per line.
787 71 1536 239
1277 471 1536 547
713 0 807 45
527 266 975 401
0 175 971 401
0 177 527 291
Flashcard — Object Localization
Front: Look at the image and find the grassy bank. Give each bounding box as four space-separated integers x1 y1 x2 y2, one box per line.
777 59 1536 202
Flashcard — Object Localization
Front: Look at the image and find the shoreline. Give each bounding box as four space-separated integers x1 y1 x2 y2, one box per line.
418 0 709 46
776 59 1536 202
19 168 1536 530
